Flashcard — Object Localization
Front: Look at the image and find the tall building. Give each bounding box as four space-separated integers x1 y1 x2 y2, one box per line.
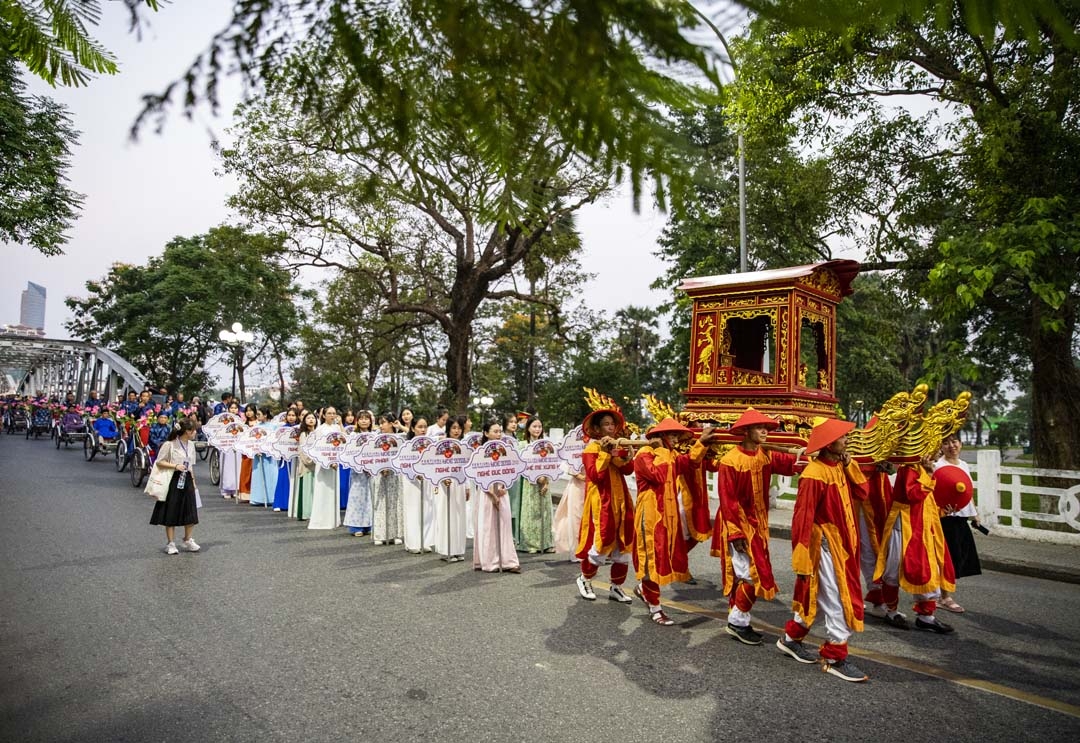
20 282 46 331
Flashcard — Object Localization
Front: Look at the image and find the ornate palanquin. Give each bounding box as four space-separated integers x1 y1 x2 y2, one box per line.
677 260 861 436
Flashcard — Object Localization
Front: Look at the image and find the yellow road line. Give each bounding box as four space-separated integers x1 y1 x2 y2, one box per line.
592 581 1080 720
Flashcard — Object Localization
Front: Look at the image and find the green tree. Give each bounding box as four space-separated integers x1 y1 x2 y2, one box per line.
0 1 153 87
731 3 1080 469
65 226 304 397
0 50 82 255
290 266 440 412
221 38 610 412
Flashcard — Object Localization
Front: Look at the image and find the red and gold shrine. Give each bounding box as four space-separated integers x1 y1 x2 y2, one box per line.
678 260 860 432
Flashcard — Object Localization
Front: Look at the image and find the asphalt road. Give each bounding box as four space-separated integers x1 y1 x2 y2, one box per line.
2 435 1079 743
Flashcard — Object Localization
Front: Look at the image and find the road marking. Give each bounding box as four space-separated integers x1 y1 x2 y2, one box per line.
592 581 1080 719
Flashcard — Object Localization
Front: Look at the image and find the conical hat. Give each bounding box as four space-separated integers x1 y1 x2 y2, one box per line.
805 417 857 455
933 464 974 511
582 408 625 436
645 417 693 439
729 407 779 434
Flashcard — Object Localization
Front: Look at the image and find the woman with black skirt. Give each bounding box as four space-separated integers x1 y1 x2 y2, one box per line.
934 433 981 612
150 418 201 555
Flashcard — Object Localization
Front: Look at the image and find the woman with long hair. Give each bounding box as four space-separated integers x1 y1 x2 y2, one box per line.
434 415 468 562
403 416 436 553
372 411 405 545
503 412 524 545
237 402 258 503
250 407 277 507
517 415 555 553
339 409 356 509
472 419 520 573
272 407 299 512
291 411 318 520
218 399 243 500
343 409 375 536
149 418 201 555
393 406 414 434
308 406 343 530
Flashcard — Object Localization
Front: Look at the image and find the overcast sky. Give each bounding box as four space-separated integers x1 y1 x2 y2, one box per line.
5 0 672 354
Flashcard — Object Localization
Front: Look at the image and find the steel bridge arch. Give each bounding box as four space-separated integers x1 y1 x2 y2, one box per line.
0 333 148 400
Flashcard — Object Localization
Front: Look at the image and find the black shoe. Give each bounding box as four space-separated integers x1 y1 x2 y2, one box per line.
776 637 818 664
883 612 910 630
915 617 955 634
726 623 763 645
824 659 869 682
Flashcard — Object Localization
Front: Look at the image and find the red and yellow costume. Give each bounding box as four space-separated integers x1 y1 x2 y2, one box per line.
781 419 864 669
632 439 709 606
853 466 892 607
710 444 796 618
786 455 868 661
576 438 635 585
678 456 717 548
873 464 956 615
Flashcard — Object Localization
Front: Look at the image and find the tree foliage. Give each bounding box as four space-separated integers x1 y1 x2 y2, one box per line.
730 3 1080 468
64 226 304 397
0 50 82 254
221 33 610 412
0 0 157 87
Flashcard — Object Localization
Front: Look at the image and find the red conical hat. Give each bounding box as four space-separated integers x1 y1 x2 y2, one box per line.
933 464 974 511
805 418 857 455
582 408 625 436
729 407 779 434
645 417 693 439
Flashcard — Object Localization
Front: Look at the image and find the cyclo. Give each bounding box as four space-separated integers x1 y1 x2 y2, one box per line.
55 408 89 449
83 411 126 467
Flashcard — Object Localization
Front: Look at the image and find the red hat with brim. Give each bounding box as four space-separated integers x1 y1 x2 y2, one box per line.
646 417 693 439
583 408 625 436
933 464 974 511
805 418 857 456
729 408 780 434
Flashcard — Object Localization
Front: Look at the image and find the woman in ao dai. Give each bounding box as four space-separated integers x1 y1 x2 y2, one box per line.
250 408 277 507
237 403 258 503
372 412 405 545
472 419 520 573
308 406 343 529
553 462 587 561
218 400 243 499
403 416 437 553
517 416 555 553
344 409 375 536
339 409 355 509
272 408 298 511
291 412 317 520
434 415 469 562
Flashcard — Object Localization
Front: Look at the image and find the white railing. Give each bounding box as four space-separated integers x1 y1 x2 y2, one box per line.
975 449 1080 545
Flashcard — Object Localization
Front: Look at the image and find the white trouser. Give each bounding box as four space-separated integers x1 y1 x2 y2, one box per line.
728 545 753 627
793 537 851 646
880 518 940 604
587 544 631 566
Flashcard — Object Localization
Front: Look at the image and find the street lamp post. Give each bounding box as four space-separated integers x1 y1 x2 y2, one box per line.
218 322 254 402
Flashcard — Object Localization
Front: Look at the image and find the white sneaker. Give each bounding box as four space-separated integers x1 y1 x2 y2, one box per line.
164 542 179 555
609 585 633 604
867 604 888 619
576 574 597 601
181 538 200 552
